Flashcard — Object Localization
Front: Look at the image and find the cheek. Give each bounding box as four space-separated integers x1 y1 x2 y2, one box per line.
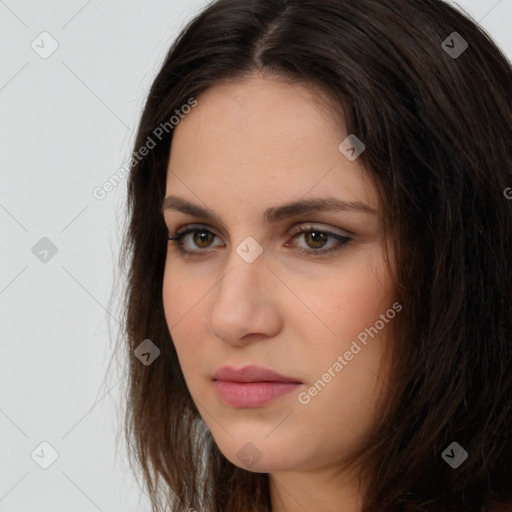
299 248 394 342
162 275 207 401
295 273 393 454
162 258 205 325
162 263 202 356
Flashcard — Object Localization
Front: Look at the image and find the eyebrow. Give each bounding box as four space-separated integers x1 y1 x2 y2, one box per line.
161 195 377 225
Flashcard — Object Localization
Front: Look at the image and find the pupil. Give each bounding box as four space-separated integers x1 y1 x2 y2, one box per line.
307 231 327 248
194 230 212 247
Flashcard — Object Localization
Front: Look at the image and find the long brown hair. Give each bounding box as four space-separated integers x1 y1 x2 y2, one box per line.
111 0 512 510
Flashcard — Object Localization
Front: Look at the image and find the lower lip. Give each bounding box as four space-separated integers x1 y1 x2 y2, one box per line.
214 380 302 408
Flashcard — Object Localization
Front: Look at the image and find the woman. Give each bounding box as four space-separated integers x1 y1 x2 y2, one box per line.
116 0 512 510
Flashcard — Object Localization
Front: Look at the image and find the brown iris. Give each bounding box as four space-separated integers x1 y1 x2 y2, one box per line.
193 230 215 248
303 231 328 249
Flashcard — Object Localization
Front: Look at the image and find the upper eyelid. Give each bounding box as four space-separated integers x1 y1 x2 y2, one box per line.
289 223 353 237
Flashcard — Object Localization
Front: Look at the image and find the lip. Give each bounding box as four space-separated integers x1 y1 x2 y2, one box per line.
212 365 303 408
212 364 302 383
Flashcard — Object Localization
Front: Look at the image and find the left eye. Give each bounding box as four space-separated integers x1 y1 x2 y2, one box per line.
291 229 347 250
167 225 352 257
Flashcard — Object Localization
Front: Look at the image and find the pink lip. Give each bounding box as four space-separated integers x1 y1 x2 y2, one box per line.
213 364 302 383
212 365 303 408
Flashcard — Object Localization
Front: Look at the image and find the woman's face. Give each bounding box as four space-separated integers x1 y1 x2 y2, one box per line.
162 73 397 475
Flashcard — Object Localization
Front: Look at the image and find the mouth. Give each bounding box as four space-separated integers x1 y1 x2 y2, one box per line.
212 364 302 383
212 365 303 408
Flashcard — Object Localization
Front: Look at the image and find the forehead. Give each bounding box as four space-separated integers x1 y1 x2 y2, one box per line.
166 75 378 212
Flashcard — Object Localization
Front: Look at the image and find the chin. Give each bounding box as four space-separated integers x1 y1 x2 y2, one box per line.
214 435 307 473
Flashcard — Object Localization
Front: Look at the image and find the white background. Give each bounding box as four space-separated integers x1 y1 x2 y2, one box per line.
0 1 511 510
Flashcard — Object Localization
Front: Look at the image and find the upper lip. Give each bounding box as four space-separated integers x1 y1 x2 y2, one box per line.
213 365 302 383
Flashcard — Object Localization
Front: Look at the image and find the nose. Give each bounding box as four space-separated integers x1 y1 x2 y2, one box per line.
207 250 282 347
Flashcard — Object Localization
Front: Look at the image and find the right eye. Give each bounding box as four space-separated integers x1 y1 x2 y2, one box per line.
168 224 224 257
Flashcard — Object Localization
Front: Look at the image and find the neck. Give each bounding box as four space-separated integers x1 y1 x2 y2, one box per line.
269 463 364 512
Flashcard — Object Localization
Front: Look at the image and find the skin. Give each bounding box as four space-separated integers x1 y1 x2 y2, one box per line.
162 72 397 512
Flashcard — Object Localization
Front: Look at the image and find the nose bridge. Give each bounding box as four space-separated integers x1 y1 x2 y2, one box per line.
218 244 266 300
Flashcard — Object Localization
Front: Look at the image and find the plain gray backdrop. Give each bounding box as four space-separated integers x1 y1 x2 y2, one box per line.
0 1 511 510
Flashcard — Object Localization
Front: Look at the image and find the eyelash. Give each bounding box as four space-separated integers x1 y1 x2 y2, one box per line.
167 224 352 258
